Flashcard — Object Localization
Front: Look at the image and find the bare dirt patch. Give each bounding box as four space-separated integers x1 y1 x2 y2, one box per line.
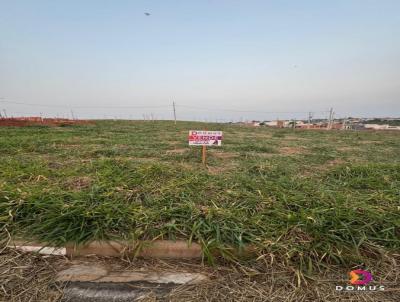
0 117 92 127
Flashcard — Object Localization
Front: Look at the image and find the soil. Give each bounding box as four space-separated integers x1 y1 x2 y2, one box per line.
0 118 92 127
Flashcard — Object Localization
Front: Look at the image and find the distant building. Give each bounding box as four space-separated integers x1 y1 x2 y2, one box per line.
263 120 285 128
364 124 400 130
294 121 307 128
331 122 344 130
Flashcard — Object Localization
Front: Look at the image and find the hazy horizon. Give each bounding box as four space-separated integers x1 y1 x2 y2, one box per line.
1 1 399 121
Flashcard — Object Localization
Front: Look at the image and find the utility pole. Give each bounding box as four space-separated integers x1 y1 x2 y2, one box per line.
308 112 313 129
172 101 177 125
342 117 347 130
3 109 7 118
70 110 75 120
327 108 333 130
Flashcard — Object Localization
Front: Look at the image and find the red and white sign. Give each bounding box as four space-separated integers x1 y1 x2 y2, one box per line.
188 130 223 146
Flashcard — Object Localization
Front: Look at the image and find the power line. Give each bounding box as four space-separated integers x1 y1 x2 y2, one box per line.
0 99 170 109
1 98 335 121
1 99 330 114
177 104 328 114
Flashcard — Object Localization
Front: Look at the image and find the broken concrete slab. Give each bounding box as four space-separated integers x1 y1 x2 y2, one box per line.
57 265 108 282
13 245 66 255
57 264 209 301
57 264 209 284
61 282 173 302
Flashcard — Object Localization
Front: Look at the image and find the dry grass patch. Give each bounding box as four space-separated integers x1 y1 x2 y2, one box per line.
301 159 347 177
64 176 92 191
325 159 345 167
211 152 239 159
337 146 361 152
47 161 66 169
207 165 235 175
178 162 196 171
279 146 306 155
284 136 309 141
57 144 82 149
115 156 159 162
0 247 67 302
166 148 188 155
358 140 380 144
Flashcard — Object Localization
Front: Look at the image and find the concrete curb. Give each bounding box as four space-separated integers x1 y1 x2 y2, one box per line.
10 239 203 259
66 240 203 258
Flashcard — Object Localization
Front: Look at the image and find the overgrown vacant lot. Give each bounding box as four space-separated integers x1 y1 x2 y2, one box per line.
0 121 399 269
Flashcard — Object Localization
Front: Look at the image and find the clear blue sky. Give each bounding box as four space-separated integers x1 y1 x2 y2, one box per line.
0 0 399 120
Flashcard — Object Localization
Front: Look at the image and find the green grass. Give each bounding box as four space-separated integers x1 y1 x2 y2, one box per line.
0 120 399 269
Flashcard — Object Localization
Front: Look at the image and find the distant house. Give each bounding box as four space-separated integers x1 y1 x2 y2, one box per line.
294 121 307 128
364 124 400 130
263 120 286 128
364 124 387 130
264 121 278 127
276 120 285 128
239 120 261 127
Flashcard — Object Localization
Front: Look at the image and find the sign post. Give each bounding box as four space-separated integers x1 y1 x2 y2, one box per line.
188 130 223 166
